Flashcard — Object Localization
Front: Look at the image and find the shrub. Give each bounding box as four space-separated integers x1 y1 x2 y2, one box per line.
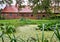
19 18 32 25
0 23 16 42
54 28 60 42
0 16 5 20
50 16 60 20
37 24 42 30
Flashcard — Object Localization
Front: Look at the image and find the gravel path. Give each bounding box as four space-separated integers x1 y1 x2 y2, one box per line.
17 25 37 32
16 25 38 40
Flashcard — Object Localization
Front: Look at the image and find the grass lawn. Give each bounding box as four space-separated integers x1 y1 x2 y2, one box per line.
0 19 59 27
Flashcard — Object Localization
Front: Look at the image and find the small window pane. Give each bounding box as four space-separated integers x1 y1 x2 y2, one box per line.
43 15 45 17
3 14 6 16
31 14 33 17
16 14 18 16
26 14 29 17
10 14 12 16
37 16 40 19
21 14 24 16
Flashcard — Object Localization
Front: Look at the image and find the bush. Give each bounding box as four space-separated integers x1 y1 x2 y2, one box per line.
0 23 16 42
20 17 26 21
0 16 5 20
50 16 60 20
19 18 33 25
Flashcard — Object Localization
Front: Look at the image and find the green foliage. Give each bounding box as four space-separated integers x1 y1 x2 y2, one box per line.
54 27 60 41
50 15 60 19
37 21 60 31
3 0 12 5
38 24 42 28
37 24 60 42
29 0 39 5
0 16 5 20
19 18 33 26
0 19 60 42
44 38 49 42
0 19 60 27
0 23 5 42
0 23 16 42
29 0 52 14
42 24 44 42
10 39 17 42
41 0 51 14
5 25 16 34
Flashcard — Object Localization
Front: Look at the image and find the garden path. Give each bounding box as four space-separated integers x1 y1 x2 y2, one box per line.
16 25 38 40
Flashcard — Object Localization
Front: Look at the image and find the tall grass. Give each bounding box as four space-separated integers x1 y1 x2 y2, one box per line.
0 23 16 42
42 24 44 42
54 24 60 42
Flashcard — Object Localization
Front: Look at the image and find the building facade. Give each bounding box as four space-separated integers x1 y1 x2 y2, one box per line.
1 0 60 19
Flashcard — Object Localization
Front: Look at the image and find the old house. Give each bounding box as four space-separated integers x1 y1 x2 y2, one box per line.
1 5 49 19
1 0 60 19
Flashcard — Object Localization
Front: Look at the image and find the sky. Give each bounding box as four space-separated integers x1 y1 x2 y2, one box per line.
0 0 28 9
0 0 59 9
22 0 28 5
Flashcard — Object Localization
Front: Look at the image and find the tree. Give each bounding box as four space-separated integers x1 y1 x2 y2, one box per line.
42 0 51 14
0 0 13 19
0 0 13 7
28 0 41 14
54 0 60 13
28 0 52 15
16 0 23 11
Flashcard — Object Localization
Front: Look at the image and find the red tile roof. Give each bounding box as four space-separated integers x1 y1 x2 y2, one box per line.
2 5 18 12
2 5 32 13
20 6 32 12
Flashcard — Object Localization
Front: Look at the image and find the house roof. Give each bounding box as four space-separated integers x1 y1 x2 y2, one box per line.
2 5 18 12
20 6 32 12
2 5 32 13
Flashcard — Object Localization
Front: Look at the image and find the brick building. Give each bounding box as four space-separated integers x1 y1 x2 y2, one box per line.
1 0 60 19
1 5 49 19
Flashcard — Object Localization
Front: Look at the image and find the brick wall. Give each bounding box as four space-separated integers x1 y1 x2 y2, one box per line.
1 12 50 19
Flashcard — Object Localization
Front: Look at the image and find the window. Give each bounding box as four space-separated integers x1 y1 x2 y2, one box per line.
43 15 45 17
16 14 19 16
3 14 6 16
21 14 24 16
10 14 12 16
31 14 33 17
37 15 40 19
26 14 29 17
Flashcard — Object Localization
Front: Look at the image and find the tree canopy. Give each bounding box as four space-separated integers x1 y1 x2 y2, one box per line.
28 0 52 14
0 0 12 5
0 0 60 14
